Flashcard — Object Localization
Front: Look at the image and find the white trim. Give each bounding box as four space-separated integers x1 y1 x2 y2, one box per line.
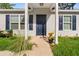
55 3 58 44
20 14 25 30
25 3 28 39
9 15 11 30
18 15 20 30
62 15 76 31
8 14 24 30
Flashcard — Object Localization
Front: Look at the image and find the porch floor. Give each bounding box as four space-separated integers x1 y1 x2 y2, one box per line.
26 36 53 56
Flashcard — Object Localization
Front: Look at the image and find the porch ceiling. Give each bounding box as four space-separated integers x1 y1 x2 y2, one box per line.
28 3 55 9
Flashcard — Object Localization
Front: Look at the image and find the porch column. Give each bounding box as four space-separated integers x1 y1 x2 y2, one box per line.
55 3 58 44
18 15 20 30
25 3 28 40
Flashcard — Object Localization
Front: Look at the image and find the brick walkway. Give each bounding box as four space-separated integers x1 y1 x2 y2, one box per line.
26 36 53 56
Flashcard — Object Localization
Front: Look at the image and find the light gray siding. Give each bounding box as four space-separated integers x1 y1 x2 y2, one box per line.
0 14 6 30
1 9 79 36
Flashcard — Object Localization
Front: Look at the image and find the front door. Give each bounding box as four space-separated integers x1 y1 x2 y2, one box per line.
36 15 46 35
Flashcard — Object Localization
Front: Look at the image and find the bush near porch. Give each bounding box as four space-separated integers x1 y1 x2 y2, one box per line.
51 37 79 56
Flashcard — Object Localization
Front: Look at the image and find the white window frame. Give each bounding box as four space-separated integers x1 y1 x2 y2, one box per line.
20 14 25 30
10 14 19 30
6 14 24 30
62 15 76 31
63 15 72 31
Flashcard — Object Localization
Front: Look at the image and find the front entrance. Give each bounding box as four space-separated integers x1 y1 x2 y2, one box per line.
36 15 46 35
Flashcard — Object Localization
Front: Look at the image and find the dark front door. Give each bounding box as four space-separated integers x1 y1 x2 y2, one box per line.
36 15 46 35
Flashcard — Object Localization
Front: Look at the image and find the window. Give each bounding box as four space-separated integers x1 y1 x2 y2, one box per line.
20 15 25 29
64 16 71 30
10 15 19 29
29 15 33 30
59 15 76 30
11 23 18 29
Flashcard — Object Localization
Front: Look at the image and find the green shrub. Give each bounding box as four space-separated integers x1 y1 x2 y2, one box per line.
48 36 54 44
0 30 13 38
0 32 5 37
7 30 13 37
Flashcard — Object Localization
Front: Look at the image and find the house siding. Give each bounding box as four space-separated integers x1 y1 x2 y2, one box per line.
0 12 25 36
1 9 79 36
0 14 6 30
58 14 79 36
28 8 55 36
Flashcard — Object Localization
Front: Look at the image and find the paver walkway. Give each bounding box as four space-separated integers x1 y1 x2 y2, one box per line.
26 36 53 56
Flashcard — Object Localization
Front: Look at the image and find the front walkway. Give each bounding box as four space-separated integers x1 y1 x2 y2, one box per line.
26 36 53 56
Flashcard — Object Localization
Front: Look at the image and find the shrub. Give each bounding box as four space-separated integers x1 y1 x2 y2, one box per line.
0 31 6 37
48 32 54 44
0 30 13 38
9 36 33 53
7 30 13 37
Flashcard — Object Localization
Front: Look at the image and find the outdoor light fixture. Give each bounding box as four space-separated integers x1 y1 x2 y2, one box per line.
28 6 33 12
28 7 31 9
50 7 55 12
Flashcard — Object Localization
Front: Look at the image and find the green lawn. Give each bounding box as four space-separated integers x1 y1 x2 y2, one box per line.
0 36 33 53
51 37 79 56
0 37 15 50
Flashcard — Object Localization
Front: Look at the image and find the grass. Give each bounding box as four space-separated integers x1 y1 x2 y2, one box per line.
0 36 33 53
0 37 16 51
51 37 79 56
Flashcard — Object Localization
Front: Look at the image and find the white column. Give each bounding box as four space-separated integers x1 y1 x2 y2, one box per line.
18 15 21 35
25 3 28 40
18 15 20 30
55 3 58 44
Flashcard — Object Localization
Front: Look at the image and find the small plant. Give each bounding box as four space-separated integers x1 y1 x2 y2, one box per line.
7 29 13 37
48 32 54 44
0 30 13 38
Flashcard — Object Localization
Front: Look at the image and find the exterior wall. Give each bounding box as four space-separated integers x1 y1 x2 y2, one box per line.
29 9 79 37
0 12 25 36
58 14 79 36
28 8 55 36
47 13 55 36
1 9 79 37
0 14 6 30
13 30 25 36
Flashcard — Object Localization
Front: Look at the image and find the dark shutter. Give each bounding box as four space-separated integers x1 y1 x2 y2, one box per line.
72 15 76 30
59 16 63 30
29 15 33 30
6 15 10 30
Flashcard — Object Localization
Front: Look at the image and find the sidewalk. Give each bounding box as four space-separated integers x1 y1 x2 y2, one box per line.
26 36 53 56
